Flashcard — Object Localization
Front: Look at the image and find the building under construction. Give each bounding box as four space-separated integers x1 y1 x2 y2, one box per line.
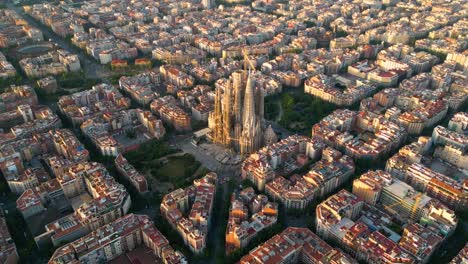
208 70 277 156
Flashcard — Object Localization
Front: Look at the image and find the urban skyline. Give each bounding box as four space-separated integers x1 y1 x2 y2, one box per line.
0 0 466 264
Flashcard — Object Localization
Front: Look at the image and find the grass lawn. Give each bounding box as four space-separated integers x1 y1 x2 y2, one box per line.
124 140 202 191
158 156 193 179
271 88 337 135
149 154 201 190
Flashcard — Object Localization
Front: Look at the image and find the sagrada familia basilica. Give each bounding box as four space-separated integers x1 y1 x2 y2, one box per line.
208 70 278 156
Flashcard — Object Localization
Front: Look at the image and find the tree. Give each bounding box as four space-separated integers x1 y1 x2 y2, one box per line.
281 93 295 110
125 129 136 139
0 75 23 90
304 20 316 28
335 30 348 38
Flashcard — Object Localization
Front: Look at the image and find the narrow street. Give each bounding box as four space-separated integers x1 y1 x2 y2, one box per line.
275 99 283 122
205 166 231 264
168 134 242 263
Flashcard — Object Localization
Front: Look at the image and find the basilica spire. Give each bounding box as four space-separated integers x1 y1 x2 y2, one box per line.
242 72 256 128
222 81 232 147
212 86 223 143
233 70 243 124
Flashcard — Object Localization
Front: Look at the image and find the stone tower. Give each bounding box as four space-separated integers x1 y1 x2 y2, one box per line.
211 87 223 144
264 125 278 146
240 73 260 156
222 82 232 147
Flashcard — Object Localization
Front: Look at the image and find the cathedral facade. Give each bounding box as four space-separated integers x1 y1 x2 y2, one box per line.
208 70 276 156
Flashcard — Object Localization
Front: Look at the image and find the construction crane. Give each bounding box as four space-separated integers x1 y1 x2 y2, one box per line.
382 192 423 221
243 48 256 72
